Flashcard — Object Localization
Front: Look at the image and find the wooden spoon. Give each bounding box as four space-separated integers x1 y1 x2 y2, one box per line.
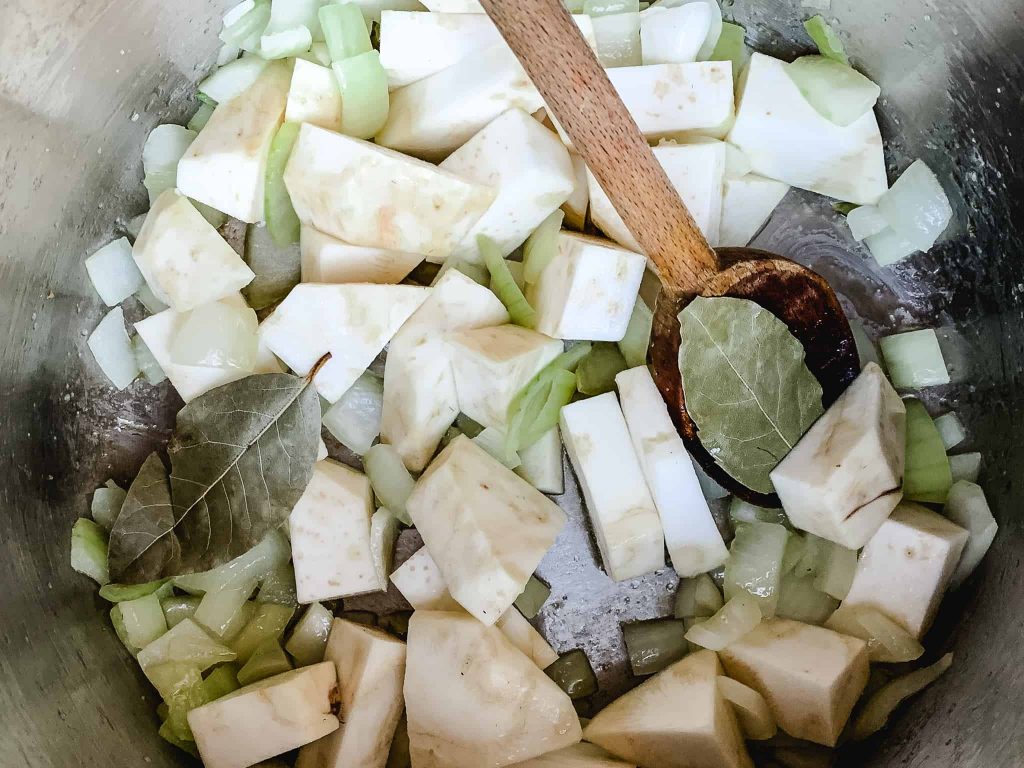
480 0 859 505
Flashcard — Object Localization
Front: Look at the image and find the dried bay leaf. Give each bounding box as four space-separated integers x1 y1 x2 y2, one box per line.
108 453 181 583
678 297 823 494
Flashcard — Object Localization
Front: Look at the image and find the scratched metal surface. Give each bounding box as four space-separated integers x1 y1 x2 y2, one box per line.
2 0 1023 767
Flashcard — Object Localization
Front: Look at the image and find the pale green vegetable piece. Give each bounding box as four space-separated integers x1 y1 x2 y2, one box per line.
879 328 950 389
729 498 788 528
86 237 145 306
846 204 888 241
91 480 127 530
934 412 966 450
284 602 334 666
70 518 110 585
364 443 415 526
229 602 295 664
481 234 537 329
120 592 169 648
877 160 952 251
514 575 551 619
333 51 390 139
194 577 259 639
472 427 521 469
904 399 953 504
618 295 653 368
824 605 923 663
158 716 200 756
505 344 590 457
623 619 688 676
220 0 271 51
944 480 998 587
786 55 880 127
110 604 140 655
545 649 598 699
685 593 762 651
851 653 953 740
709 21 747 80
724 522 789 617
133 335 167 385
370 508 401 586
172 532 291 595
88 307 141 389
99 579 169 603
237 638 293 685
142 125 197 205
320 2 371 60
137 619 237 678
202 664 241 700
674 573 723 619
490 260 525 293
576 342 628 396
866 226 918 266
949 452 981 483
198 55 270 104
774 573 837 625
323 371 384 456
522 210 564 285
162 596 202 628
187 102 216 132
803 14 848 65
265 122 302 246
257 561 298 606
169 299 259 369
813 541 858 600
162 666 210 742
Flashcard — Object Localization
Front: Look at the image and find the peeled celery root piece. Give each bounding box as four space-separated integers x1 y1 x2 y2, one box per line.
584 650 752 768
296 619 406 768
404 611 582 768
406 436 566 625
510 742 637 767
842 502 969 638
718 618 869 746
188 661 339 768
770 362 906 549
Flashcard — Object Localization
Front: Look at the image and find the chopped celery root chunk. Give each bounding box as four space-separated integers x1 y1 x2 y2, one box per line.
481 235 537 329
824 605 924 663
545 649 598 699
851 654 953 740
364 443 415 525
717 676 777 740
674 573 723 619
71 518 110 585
265 122 302 246
724 522 789 617
803 14 848 65
333 52 390 139
514 575 552 619
236 638 293 686
618 295 653 368
576 342 628 396
879 328 950 388
623 619 688 677
685 594 762 651
904 399 953 503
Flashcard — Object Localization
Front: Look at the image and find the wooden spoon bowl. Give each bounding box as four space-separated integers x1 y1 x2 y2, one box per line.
481 0 860 503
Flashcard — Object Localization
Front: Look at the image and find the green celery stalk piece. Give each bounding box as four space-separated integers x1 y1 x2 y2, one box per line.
480 235 537 329
99 579 169 603
164 667 210 742
576 342 628 396
545 649 598 699
70 518 110 585
202 664 241 700
161 596 201 628
265 122 301 246
229 602 295 664
622 619 688 677
523 210 564 285
237 639 293 686
804 15 849 65
187 102 216 133
710 22 748 81
158 718 200 757
333 51 390 139
110 604 140 656
319 2 371 62
514 575 551 619
904 399 953 503
618 296 653 368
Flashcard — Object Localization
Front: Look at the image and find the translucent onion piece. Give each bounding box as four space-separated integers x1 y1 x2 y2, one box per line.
172 531 291 595
99 579 169 603
576 342 628 396
257 560 298 607
261 26 313 60
265 121 302 246
618 295 653 367
709 21 747 80
514 575 552 619
649 0 723 60
674 573 723 618
217 43 242 67
775 572 837 625
320 2 371 61
824 605 923 663
803 14 848 65
522 209 564 285
865 226 918 266
472 427 522 469
142 125 197 205
933 412 966 450
786 55 880 127
370 508 400 587
201 664 241 700
717 675 777 739
903 398 953 503
198 55 270 104
158 717 200 757
944 480 998 588
136 282 169 314
685 593 762 651
261 0 320 58
161 666 209 741
220 0 271 51
333 51 391 139
877 160 952 251
481 234 537 328
229 602 295 664
590 11 642 67
851 654 953 740
86 237 145 306
729 497 789 527
88 307 141 389
194 575 260 639
121 593 170 648
585 0 640 14
169 299 259 369
137 619 237 685
812 541 858 600
133 334 168 385
91 479 127 530
949 452 981 484
364 444 415 526
846 204 888 241
724 522 789 617
623 618 689 676
544 649 599 699
284 602 333 666
110 604 140 655
162 596 202 629
70 518 110 585
880 328 950 389
781 535 813 578
323 370 384 455
237 638 293 686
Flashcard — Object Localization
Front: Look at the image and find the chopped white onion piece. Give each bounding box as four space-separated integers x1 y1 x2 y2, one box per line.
120 593 169 649
717 675 777 740
322 371 384 456
724 522 789 617
865 226 918 266
472 427 522 470
217 42 242 66
220 0 270 52
198 55 271 104
364 444 415 525
878 328 950 389
685 594 762 651
71 518 110 585
142 125 197 205
786 55 880 127
590 12 642 67
194 575 259 639
825 605 923 663
674 572 723 618
774 573 836 625
169 299 259 369
136 282 169 314
284 602 333 666
88 307 141 389
812 541 858 600
648 0 723 60
86 237 145 306
851 654 953 740
944 480 998 588
370 508 400 588
133 335 167 385
91 480 127 530
261 26 313 59
934 412 966 450
846 204 888 241
173 531 291 595
877 159 952 251
949 452 982 483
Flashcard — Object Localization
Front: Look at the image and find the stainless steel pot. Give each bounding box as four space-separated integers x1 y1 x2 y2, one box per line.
2 1 1022 766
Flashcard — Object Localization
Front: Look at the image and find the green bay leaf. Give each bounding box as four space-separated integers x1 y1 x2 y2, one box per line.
677 296 824 494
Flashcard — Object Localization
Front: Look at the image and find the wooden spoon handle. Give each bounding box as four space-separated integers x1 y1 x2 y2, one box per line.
480 0 719 295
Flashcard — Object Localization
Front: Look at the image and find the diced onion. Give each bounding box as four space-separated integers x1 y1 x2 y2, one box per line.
194 577 259 640
585 0 640 14
944 480 998 588
121 593 170 648
284 602 333 666
99 580 170 603
169 299 259 369
86 237 145 306
260 0 320 59
781 534 821 578
333 51 391 139
134 335 168 385
364 444 416 526
724 522 789 617
934 412 966 451
198 56 270 104
202 664 240 701
265 121 302 246
825 605 923 663
142 125 197 205
70 518 110 585
320 2 371 61
110 604 140 655
685 593 762 651
903 399 953 504
137 619 237 682
136 282 169 314
618 296 653 368
472 427 522 469
237 639 293 686
846 204 888 241
323 370 383 455
949 452 981 484
717 676 777 740
91 479 127 530
803 14 847 65
590 11 642 68
481 235 537 329
217 43 242 67
229 602 295 664
812 541 858 600
220 0 271 52
786 55 880 127
433 258 490 288
89 307 141 389
649 0 722 61
851 654 953 740
173 531 291 595
544 649 598 699
257 560 298 607
775 573 837 625
729 498 789 528
370 508 400 587
876 160 952 251
623 618 689 676
514 575 551 619
674 572 724 618
261 26 312 59
161 596 201 629
865 226 918 266
159 666 209 741
522 209 564 285
879 328 950 389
